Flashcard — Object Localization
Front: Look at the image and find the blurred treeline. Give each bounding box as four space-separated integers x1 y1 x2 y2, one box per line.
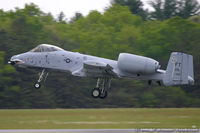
0 0 200 108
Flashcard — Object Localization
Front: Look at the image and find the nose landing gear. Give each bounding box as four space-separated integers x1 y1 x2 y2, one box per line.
34 69 48 89
34 82 41 89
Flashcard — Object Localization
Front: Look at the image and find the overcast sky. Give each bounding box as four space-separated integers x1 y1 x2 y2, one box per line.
0 0 153 19
0 0 199 19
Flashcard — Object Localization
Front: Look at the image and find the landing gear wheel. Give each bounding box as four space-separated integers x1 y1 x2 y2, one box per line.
100 91 108 99
92 88 100 98
34 82 41 89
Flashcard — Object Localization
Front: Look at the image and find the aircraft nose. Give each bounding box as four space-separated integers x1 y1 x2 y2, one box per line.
8 55 24 66
10 55 17 61
8 60 15 65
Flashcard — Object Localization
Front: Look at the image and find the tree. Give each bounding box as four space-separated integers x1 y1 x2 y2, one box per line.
178 0 200 19
70 12 83 23
0 52 21 108
149 0 165 20
22 3 43 16
188 15 200 23
111 0 148 20
149 0 179 20
163 0 178 19
57 11 66 23
149 0 200 20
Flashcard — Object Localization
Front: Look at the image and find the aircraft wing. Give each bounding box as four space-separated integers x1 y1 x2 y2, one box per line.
72 60 119 78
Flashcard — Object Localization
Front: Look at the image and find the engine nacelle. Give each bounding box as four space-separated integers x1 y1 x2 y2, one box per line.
117 53 160 74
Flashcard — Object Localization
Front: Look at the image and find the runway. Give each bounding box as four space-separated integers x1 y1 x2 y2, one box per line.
0 129 199 133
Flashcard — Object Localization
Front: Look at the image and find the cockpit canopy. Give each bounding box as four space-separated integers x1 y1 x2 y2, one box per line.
30 44 64 52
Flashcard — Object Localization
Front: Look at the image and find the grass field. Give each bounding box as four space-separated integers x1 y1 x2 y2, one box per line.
0 108 199 129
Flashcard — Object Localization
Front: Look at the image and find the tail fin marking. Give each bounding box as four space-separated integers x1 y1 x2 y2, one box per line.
163 52 194 86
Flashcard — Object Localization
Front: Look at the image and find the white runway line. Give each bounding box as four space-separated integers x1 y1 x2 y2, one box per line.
0 129 199 133
0 129 136 133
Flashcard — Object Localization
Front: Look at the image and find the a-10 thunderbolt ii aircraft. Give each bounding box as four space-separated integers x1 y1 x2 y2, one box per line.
8 44 194 99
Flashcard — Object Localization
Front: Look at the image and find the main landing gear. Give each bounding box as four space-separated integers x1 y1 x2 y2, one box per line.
92 77 111 99
34 69 49 89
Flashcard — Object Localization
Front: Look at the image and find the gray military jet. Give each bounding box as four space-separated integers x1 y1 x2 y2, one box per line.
8 44 194 99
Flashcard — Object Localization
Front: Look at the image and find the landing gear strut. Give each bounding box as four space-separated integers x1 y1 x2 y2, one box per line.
34 69 48 89
91 77 111 99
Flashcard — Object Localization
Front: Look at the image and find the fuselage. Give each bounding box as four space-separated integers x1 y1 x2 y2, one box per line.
10 49 165 81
